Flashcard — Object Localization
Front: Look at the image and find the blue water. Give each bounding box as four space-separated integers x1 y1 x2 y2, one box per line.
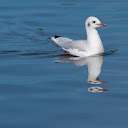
0 0 128 127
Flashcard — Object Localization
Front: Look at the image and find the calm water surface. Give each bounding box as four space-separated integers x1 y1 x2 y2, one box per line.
0 0 128 128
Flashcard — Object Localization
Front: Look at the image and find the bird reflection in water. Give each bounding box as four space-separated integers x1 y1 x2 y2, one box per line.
55 54 109 93
88 87 109 92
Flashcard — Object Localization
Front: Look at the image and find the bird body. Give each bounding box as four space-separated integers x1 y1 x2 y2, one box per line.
51 16 107 57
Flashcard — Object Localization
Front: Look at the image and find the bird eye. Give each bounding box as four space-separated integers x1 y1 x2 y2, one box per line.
93 21 96 23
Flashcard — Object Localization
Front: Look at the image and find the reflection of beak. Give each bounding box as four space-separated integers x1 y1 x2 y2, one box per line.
99 88 109 91
101 81 108 83
97 78 108 84
97 23 107 26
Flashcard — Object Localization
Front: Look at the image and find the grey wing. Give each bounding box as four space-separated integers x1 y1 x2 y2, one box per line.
51 37 87 51
63 40 87 51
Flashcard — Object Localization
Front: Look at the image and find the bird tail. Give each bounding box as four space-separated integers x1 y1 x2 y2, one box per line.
51 35 61 44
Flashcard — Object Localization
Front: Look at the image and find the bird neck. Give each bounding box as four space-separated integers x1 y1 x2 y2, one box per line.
86 28 101 44
86 27 104 54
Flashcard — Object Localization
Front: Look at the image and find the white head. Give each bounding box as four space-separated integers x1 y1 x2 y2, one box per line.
85 16 107 29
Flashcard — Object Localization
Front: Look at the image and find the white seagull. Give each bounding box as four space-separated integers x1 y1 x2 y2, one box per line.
51 16 107 57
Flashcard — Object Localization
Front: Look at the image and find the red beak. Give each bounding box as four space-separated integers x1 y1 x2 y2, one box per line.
101 81 108 83
99 89 109 91
97 23 107 26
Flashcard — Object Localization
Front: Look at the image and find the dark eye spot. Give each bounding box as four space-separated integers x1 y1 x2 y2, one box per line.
88 23 90 26
93 21 96 23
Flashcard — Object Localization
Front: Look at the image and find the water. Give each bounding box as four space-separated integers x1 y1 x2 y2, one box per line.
0 0 128 127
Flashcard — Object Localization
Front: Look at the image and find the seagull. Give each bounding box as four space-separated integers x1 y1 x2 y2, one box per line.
51 16 107 57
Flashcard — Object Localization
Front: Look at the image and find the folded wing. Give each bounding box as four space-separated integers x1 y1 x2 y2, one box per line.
51 36 87 52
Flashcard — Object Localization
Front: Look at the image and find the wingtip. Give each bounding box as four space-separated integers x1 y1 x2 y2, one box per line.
54 35 61 39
